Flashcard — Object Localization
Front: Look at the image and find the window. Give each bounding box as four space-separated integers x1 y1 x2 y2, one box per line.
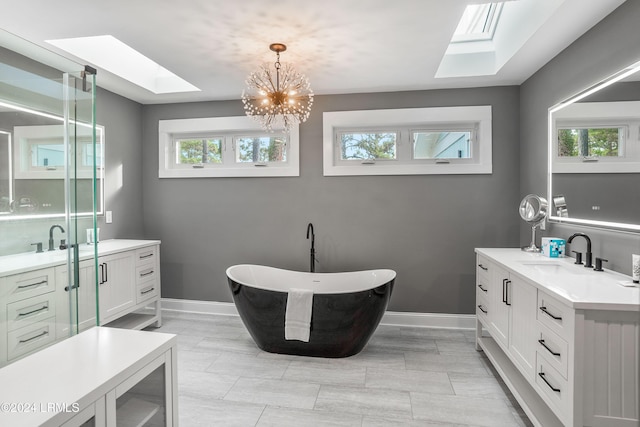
159 116 299 178
338 131 397 161
551 101 640 173
412 129 472 159
323 106 492 176
175 137 223 165
452 3 503 43
234 135 287 164
14 124 104 179
557 126 622 158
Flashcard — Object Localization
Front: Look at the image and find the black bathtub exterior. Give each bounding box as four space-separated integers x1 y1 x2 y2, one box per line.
227 278 394 358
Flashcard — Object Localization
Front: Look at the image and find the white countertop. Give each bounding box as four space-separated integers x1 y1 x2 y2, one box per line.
476 248 640 311
0 327 176 427
0 239 161 277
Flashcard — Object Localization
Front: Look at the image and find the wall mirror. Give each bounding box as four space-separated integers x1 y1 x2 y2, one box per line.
0 106 104 220
0 44 104 221
548 60 640 232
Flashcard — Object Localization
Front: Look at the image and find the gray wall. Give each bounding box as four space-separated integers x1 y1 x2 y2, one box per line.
97 88 145 241
142 86 521 314
520 0 640 275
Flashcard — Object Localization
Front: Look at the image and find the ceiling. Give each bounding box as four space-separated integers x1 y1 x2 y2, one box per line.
0 0 627 105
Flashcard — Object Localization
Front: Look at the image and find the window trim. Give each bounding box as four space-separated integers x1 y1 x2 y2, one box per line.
13 124 105 180
323 106 492 176
158 116 299 178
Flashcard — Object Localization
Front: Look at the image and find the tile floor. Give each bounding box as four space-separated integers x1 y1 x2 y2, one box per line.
146 310 533 427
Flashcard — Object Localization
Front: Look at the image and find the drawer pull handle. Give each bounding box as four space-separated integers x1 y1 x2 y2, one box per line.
539 306 562 321
139 253 153 259
19 330 48 344
478 264 488 271
478 284 488 293
538 339 561 357
140 270 154 277
538 371 561 393
17 279 47 289
141 287 155 295
477 304 488 314
17 305 49 317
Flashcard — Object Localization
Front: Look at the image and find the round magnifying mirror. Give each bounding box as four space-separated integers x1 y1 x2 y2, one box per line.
519 194 548 252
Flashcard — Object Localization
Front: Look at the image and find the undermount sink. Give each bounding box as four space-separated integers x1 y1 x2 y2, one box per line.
520 261 588 276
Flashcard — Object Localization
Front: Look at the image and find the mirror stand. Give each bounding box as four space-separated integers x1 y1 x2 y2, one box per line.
522 223 542 253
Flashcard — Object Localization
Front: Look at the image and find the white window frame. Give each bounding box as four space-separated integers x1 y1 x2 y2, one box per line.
551 101 640 174
323 106 492 176
158 116 299 178
13 124 105 180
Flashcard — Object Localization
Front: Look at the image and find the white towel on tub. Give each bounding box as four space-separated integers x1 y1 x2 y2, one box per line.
285 288 313 342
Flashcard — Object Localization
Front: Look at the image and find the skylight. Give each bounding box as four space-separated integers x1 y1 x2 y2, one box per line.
46 35 200 95
452 2 504 43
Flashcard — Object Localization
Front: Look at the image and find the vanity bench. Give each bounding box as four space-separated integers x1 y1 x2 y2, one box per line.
475 248 639 427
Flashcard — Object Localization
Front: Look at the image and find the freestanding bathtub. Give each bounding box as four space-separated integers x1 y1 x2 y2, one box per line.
226 264 395 358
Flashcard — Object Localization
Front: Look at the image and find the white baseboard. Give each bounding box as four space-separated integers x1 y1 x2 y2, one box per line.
381 311 476 330
161 298 476 330
162 298 239 316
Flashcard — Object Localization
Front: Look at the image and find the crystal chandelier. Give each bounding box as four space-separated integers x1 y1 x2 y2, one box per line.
242 43 314 132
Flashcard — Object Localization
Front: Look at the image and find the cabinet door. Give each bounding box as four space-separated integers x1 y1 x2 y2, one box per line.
489 263 510 349
508 276 537 380
98 252 135 324
56 259 98 339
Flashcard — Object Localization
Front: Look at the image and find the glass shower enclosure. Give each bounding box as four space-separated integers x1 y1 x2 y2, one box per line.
0 29 101 367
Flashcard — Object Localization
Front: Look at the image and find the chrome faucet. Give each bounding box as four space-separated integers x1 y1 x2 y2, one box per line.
48 224 65 251
306 223 315 273
567 232 592 268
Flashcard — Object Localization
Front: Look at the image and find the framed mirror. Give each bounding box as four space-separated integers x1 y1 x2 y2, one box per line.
548 60 640 232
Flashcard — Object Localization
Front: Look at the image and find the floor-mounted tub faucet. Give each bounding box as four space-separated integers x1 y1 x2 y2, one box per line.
567 232 592 268
48 224 65 251
306 223 315 273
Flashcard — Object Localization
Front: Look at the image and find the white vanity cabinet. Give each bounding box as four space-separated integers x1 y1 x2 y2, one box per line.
98 251 136 324
0 240 162 367
476 257 537 380
475 248 640 427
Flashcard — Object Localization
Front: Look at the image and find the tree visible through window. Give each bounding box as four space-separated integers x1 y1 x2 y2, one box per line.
235 136 287 163
176 138 222 164
557 127 620 157
340 132 396 160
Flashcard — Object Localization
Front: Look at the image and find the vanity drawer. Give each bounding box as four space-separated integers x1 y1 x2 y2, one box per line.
537 291 574 341
135 246 157 266
535 354 570 422
536 321 569 379
476 255 491 283
135 264 158 285
476 291 489 323
4 267 56 303
136 282 159 304
7 319 56 361
476 280 489 300
6 293 56 332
